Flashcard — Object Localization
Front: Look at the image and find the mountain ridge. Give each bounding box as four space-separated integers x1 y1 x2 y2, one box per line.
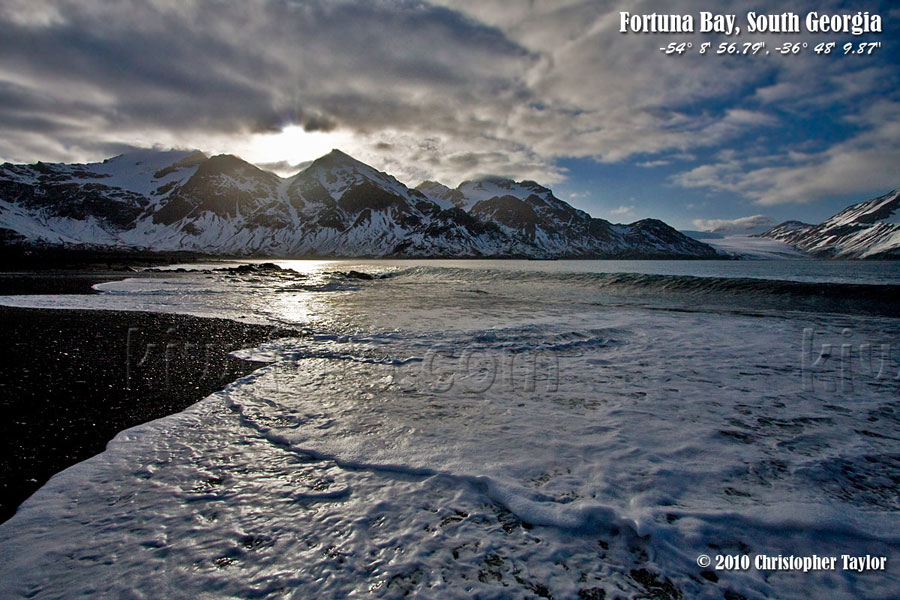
0 148 718 259
756 189 900 259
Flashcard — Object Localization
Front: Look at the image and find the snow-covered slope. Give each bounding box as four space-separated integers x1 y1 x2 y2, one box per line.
0 149 716 258
757 190 900 259
418 176 717 258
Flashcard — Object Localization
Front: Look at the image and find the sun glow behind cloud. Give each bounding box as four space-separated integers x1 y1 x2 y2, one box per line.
61 126 355 178
235 126 355 175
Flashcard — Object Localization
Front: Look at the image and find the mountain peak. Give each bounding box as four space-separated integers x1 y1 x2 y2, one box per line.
302 149 387 180
472 174 513 183
103 148 203 164
459 176 550 193
416 180 452 193
462 175 518 188
416 180 463 210
455 176 556 210
311 148 367 168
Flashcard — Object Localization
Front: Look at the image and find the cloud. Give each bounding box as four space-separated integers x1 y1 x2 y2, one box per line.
610 205 634 216
0 0 65 28
0 0 539 182
0 0 896 202
675 100 900 205
254 159 314 177
692 215 775 235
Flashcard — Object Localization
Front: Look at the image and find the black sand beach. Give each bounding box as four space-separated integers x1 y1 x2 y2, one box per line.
0 304 285 523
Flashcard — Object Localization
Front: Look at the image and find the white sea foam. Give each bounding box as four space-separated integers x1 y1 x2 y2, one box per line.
1 260 899 599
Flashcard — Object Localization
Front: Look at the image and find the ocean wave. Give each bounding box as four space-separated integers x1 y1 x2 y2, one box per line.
383 266 900 316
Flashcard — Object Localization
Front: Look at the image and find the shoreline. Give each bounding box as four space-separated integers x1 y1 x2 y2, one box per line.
0 270 128 295
0 305 291 524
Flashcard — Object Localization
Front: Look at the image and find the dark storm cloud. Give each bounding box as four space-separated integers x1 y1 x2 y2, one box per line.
0 0 533 161
1 6 274 131
0 0 897 204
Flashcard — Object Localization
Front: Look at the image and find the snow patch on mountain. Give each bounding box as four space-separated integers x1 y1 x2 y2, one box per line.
758 189 900 259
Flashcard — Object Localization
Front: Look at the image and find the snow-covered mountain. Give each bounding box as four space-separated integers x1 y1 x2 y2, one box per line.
757 189 900 259
417 176 715 258
0 148 717 258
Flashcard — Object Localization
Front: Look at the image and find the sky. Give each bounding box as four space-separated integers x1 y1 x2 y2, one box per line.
0 0 898 231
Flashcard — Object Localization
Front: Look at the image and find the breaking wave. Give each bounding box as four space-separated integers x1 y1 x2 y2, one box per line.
383 266 900 316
